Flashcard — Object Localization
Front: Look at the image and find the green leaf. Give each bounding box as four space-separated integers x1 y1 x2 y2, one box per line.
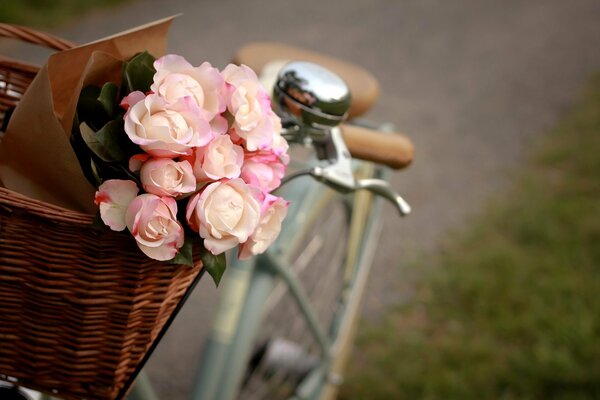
201 250 226 286
112 163 142 185
124 51 156 93
170 238 195 267
77 85 109 131
89 158 102 187
79 121 128 162
80 85 101 100
98 82 119 117
71 118 98 187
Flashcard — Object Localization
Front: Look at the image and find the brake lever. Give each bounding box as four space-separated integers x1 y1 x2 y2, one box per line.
354 178 411 216
304 127 411 216
308 166 411 216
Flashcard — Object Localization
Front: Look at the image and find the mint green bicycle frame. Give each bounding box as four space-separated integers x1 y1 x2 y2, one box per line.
125 152 389 400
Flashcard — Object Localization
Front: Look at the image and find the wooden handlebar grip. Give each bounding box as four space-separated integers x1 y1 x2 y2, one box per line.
340 124 414 170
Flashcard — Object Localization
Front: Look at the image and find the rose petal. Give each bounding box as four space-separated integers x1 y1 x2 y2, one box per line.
120 90 146 110
95 180 139 231
125 193 184 261
238 195 288 260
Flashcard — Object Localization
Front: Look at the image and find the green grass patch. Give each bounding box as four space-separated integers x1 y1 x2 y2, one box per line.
341 76 600 400
0 0 130 28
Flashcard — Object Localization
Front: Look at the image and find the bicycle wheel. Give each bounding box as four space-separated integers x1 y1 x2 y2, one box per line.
238 181 352 400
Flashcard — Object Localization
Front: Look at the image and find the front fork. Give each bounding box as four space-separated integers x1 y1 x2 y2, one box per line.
129 162 393 400
188 175 333 400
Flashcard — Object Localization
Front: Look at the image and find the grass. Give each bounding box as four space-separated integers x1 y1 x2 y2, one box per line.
0 0 130 28
340 76 600 400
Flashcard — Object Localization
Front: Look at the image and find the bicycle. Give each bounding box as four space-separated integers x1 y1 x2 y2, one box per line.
0 34 413 400
127 44 414 400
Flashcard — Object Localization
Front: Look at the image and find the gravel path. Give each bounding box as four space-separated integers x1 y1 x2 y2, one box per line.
4 1 600 398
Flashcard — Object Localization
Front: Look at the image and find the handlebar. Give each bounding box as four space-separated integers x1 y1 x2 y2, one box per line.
341 124 414 170
270 60 413 215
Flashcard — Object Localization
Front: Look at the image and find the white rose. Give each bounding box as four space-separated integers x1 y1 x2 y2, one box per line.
95 179 139 231
152 55 226 120
239 195 288 260
186 178 261 254
222 64 278 151
140 158 196 197
240 150 286 193
125 194 184 261
192 134 244 181
123 93 215 157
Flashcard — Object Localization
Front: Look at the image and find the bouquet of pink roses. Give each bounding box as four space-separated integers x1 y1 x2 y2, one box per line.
0 19 293 400
73 51 289 283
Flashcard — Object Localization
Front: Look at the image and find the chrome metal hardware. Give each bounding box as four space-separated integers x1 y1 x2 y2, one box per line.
355 178 411 215
274 62 410 216
274 61 351 134
282 127 411 216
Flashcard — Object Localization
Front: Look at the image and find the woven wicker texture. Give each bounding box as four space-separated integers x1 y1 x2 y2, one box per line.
0 23 73 133
0 24 203 400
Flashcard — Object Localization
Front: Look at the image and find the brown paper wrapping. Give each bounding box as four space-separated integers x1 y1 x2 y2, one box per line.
0 17 175 213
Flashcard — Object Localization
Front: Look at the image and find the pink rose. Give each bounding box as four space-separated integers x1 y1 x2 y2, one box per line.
123 93 215 157
152 55 226 121
140 158 196 197
271 125 290 165
120 91 146 110
241 151 286 192
128 153 151 172
125 194 184 261
222 63 260 87
239 195 289 260
222 64 279 151
95 179 139 231
186 178 261 255
191 134 244 181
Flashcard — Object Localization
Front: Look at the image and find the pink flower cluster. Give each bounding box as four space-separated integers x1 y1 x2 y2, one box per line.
94 55 289 262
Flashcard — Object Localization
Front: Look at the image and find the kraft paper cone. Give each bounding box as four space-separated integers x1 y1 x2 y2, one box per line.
0 16 175 213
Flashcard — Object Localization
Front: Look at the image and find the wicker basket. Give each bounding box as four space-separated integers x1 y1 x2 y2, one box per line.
0 24 203 400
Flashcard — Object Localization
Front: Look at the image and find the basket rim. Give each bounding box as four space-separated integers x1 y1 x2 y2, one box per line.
0 186 94 224
0 55 39 73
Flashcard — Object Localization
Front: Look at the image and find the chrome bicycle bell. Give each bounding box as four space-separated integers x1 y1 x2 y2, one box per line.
273 61 351 129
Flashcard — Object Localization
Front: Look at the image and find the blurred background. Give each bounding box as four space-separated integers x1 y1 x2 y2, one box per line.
2 1 600 398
